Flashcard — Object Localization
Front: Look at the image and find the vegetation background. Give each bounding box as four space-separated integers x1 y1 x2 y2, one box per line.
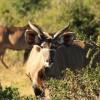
0 0 100 99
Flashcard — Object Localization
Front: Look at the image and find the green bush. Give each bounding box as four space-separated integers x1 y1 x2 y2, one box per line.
0 85 20 100
68 0 100 41
46 67 100 100
0 0 99 41
0 84 35 100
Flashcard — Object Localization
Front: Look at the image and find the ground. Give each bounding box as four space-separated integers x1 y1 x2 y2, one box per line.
0 50 34 97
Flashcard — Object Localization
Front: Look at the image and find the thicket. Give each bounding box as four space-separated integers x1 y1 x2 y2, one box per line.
0 66 100 100
0 0 100 99
47 66 100 99
0 0 99 41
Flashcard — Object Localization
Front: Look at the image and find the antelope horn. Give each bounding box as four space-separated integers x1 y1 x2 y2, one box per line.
28 21 52 38
28 21 43 35
43 32 52 39
53 24 69 39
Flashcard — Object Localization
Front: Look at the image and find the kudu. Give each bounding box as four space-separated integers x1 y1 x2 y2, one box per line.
0 21 45 68
25 22 100 98
25 22 75 98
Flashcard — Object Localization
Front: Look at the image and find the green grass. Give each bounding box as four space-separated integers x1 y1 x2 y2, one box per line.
47 67 100 100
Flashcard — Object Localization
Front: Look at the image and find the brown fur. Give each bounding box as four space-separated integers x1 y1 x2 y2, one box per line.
0 25 36 68
45 40 100 78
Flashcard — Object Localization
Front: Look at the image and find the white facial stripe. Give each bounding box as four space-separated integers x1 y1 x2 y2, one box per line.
41 48 50 67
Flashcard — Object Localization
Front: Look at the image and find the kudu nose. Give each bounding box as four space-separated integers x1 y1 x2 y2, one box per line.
33 85 45 97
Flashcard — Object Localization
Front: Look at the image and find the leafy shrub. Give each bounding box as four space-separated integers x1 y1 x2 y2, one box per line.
0 85 20 100
69 0 100 41
46 67 100 100
0 84 35 100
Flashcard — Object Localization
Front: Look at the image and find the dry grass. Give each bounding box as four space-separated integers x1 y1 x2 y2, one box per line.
0 50 34 97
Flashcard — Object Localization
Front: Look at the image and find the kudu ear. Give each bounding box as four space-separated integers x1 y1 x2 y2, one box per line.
25 21 44 44
54 29 75 45
62 32 76 45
